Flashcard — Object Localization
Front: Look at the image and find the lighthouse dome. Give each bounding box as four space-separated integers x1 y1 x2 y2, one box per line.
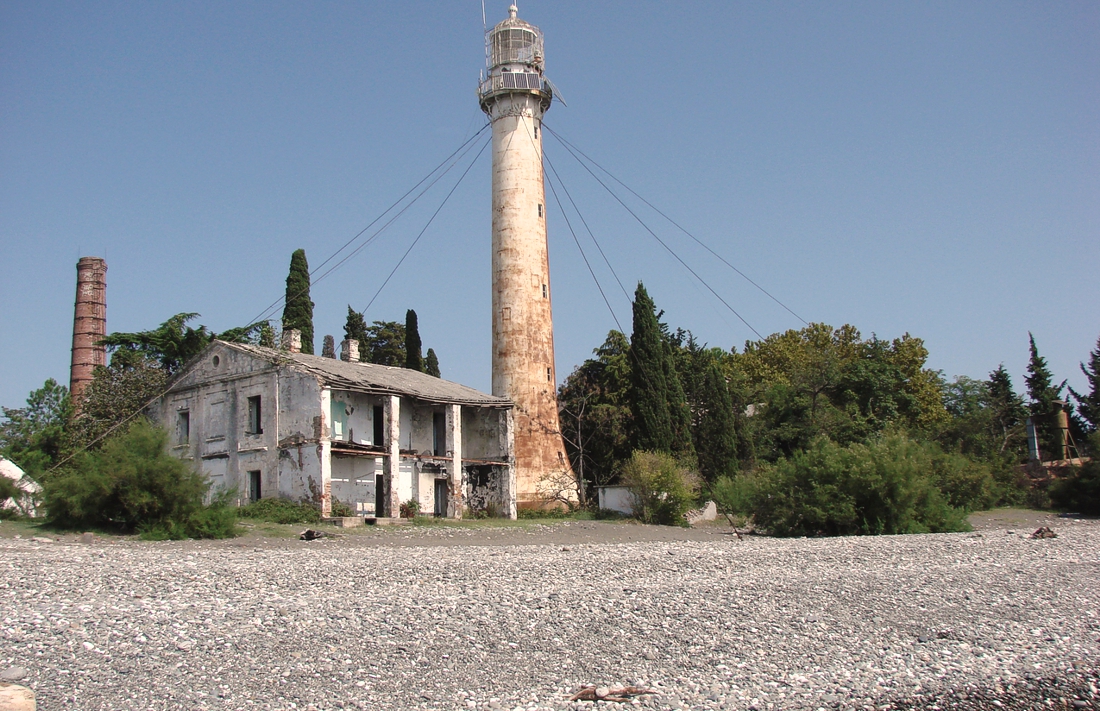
488 5 544 71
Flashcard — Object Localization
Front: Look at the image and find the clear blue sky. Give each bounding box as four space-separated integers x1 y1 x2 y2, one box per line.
1 1 1097 411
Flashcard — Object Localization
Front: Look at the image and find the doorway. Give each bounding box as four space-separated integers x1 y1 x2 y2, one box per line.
434 479 448 517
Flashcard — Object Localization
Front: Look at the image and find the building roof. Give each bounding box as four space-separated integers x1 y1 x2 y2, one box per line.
217 341 512 408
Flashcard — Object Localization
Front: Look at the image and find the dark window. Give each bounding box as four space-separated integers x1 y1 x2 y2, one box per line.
537 203 543 217
247 396 263 434
542 283 547 298
373 405 384 445
433 412 446 456
534 125 539 139
547 367 552 382
248 470 261 503
178 411 190 444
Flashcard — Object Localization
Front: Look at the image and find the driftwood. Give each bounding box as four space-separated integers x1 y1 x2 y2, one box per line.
299 529 337 541
1029 526 1057 539
570 684 656 703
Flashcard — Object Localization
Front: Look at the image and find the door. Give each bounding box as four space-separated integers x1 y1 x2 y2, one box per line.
375 474 385 517
434 479 448 517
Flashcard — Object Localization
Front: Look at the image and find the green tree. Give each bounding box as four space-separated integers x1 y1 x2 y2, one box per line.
100 313 264 374
1025 333 1064 459
43 419 235 539
68 355 169 452
405 309 423 371
363 321 406 367
559 330 633 502
619 450 700 526
1070 334 1100 434
988 364 1028 455
0 379 72 477
694 359 738 483
344 306 369 360
424 348 441 378
281 249 314 355
628 283 673 453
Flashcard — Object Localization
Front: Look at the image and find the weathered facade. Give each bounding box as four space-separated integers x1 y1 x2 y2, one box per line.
151 340 516 519
479 6 575 506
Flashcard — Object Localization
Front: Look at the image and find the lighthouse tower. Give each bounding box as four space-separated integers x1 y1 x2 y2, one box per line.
479 5 573 506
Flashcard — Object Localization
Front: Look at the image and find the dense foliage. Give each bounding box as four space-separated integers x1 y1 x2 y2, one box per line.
282 249 315 355
558 283 1100 530
405 309 423 372
237 497 322 524
618 450 699 526
43 419 236 539
344 306 369 360
425 348 441 378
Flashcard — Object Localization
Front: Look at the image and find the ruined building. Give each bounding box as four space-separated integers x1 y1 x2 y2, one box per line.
151 336 516 519
479 5 575 506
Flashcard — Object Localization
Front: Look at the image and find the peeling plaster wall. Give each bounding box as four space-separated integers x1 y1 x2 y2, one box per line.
155 343 325 506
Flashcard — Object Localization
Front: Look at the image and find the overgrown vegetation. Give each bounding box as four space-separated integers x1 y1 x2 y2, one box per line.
558 280 1100 531
237 497 321 524
619 450 699 526
42 419 236 539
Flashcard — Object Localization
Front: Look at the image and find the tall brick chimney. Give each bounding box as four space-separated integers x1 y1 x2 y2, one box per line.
70 257 108 404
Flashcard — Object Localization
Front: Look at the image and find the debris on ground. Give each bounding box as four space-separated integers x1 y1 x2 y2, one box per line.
569 684 657 702
299 529 338 541
1030 526 1057 539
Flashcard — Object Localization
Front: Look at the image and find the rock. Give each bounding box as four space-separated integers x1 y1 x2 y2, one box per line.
0 683 36 711
0 668 27 682
30 537 53 544
80 532 95 544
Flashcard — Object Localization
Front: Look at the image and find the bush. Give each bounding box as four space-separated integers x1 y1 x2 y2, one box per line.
710 474 756 528
1050 434 1100 514
750 433 973 537
399 499 420 518
42 419 236 539
237 497 321 524
619 450 700 526
330 498 354 518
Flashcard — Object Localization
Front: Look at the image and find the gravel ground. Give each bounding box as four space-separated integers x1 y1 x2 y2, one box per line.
1 516 1098 711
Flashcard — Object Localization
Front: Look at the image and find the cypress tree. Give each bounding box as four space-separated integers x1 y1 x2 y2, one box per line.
1070 334 1100 432
281 249 314 355
344 306 368 362
405 309 423 371
695 359 738 483
988 364 1026 453
1025 333 1063 458
665 338 695 458
628 283 672 453
321 335 336 359
425 348 441 378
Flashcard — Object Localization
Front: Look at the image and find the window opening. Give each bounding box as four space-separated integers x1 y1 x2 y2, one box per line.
547 367 552 382
178 411 190 444
248 470 261 503
542 284 547 298
373 405 384 445
433 412 446 456
247 396 263 434
537 203 543 218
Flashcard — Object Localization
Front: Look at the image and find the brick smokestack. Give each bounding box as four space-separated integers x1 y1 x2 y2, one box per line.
70 257 108 404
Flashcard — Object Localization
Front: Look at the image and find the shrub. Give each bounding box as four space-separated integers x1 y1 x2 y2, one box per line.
1050 434 1100 514
42 419 236 539
399 499 420 518
330 498 354 518
750 433 973 537
619 450 700 526
710 474 756 529
237 497 321 524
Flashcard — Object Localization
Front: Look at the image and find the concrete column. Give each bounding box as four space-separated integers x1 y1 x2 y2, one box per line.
384 395 401 518
501 408 518 520
446 404 464 519
319 388 332 517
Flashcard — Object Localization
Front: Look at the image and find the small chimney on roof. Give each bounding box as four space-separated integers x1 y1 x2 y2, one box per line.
341 339 359 362
282 329 302 353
